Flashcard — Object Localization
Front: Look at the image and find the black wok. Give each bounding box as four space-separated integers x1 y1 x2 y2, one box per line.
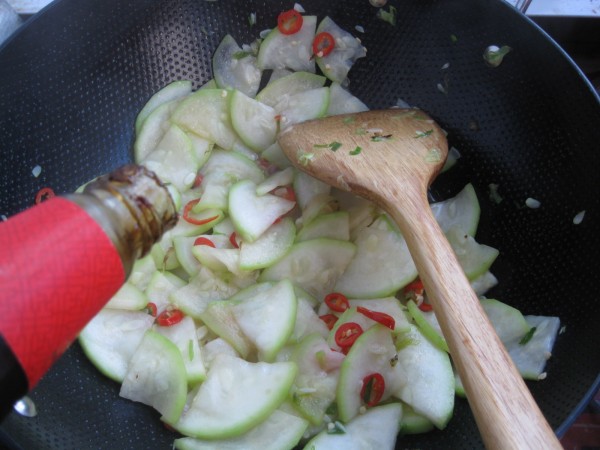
0 0 599 448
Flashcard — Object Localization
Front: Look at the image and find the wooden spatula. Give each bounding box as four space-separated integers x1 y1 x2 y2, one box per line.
277 109 561 450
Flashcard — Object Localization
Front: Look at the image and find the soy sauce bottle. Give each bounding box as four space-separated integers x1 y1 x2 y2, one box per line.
0 165 177 420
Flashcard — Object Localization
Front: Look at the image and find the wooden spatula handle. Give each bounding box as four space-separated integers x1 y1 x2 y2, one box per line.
382 187 562 450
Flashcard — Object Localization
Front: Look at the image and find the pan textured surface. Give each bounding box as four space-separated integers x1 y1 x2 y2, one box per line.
0 0 599 448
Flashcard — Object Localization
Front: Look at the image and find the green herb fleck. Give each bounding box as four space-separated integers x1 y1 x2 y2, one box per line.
325 403 339 416
313 141 342 151
450 34 458 43
248 12 257 27
330 141 343 152
233 50 251 60
519 327 537 345
391 111 416 120
484 45 512 68
343 116 356 124
349 146 362 155
371 134 392 142
377 5 397 26
395 334 416 351
355 127 367 135
415 129 434 139
298 150 315 166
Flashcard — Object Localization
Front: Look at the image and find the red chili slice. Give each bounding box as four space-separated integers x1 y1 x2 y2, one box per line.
192 173 204 189
335 322 363 349
193 237 215 248
35 187 55 204
324 292 349 313
277 9 303 35
156 308 185 327
419 302 434 312
319 313 339 330
183 199 219 225
404 278 424 294
144 302 157 317
361 372 385 407
312 32 335 57
229 232 240 248
356 306 395 330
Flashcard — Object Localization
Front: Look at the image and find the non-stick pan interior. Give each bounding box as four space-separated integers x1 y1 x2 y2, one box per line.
1 0 599 448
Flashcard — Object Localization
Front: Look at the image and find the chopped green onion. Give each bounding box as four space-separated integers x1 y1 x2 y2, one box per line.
450 34 458 43
349 146 362 155
519 327 537 345
248 12 257 27
233 50 251 60
414 129 434 139
355 127 367 135
377 5 397 26
343 116 356 124
484 45 512 68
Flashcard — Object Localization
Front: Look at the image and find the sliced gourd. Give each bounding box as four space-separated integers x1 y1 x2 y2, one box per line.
196 148 265 212
293 170 331 211
229 179 296 243
430 183 480 236
275 87 330 129
480 298 530 343
145 270 186 314
128 254 157 291
326 82 369 116
304 403 403 449
173 409 308 450
170 267 239 319
405 300 449 352
290 333 343 425
507 315 561 380
199 300 253 358
230 89 278 152
257 16 317 73
400 403 435 435
446 226 499 280
256 71 326 108
173 236 202 277
259 238 356 299
105 282 148 311
315 16 367 84
135 80 192 135
336 324 399 422
290 297 330 343
134 99 181 163
120 330 187 424
392 324 454 429
296 211 350 242
143 124 199 192
231 279 297 362
239 217 296 270
255 167 295 196
79 309 155 382
172 354 297 439
261 142 293 168
171 88 239 150
213 34 261 98
334 215 417 298
155 316 206 384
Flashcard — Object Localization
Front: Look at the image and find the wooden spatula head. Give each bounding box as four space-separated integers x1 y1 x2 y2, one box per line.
277 109 448 205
